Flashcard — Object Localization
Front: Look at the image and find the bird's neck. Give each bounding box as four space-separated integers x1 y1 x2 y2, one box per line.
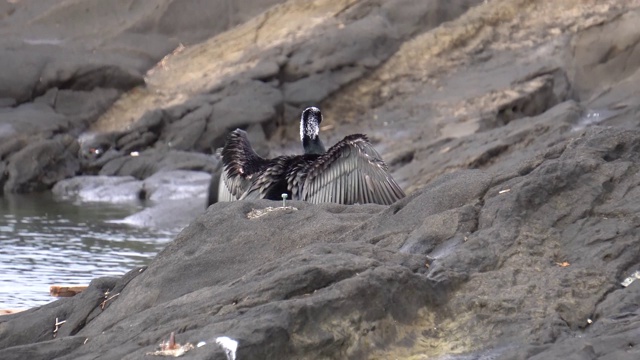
303 136 326 155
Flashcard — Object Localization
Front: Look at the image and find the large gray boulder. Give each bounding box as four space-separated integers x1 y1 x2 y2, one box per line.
3 134 80 193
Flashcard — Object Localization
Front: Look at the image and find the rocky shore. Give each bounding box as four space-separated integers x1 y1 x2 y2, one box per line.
2 0 640 359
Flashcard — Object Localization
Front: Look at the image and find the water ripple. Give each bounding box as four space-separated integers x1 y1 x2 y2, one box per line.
0 193 175 309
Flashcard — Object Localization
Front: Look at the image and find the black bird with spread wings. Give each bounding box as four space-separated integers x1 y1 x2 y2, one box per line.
215 107 405 205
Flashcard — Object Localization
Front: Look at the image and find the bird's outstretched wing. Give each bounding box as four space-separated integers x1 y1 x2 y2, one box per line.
216 172 236 202
300 134 405 205
207 164 235 206
220 129 268 200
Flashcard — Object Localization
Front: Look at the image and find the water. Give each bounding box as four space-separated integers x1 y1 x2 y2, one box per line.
0 192 175 309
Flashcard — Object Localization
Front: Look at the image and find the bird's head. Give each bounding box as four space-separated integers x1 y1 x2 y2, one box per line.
300 106 322 141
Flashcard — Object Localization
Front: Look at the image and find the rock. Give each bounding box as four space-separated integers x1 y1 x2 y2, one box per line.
142 170 211 202
36 88 121 120
0 0 484 193
397 100 584 194
0 103 70 140
0 274 136 358
0 0 291 193
3 126 640 359
0 0 288 101
96 80 279 161
0 200 431 359
99 150 218 180
51 170 212 231
210 81 283 129
52 170 211 204
114 199 209 231
569 10 640 102
88 0 482 163
52 176 143 203
175 80 284 152
3 135 80 193
39 61 146 94
0 42 148 105
283 67 365 105
0 138 26 160
112 110 167 154
160 105 211 151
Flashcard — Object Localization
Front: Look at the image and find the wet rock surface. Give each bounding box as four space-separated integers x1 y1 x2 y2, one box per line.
2 0 640 359
52 170 212 230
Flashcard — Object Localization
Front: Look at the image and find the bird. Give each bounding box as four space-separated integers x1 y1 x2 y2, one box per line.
214 106 405 205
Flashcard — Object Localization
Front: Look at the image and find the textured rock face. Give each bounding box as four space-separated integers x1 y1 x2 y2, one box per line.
0 0 287 194
3 0 640 359
0 0 482 194
2 127 640 359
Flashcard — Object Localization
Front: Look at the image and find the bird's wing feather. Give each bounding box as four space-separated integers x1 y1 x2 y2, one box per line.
220 129 268 199
239 159 290 200
301 134 406 205
217 172 236 202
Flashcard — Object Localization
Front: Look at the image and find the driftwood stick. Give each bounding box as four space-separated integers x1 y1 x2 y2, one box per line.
0 309 25 316
50 285 88 297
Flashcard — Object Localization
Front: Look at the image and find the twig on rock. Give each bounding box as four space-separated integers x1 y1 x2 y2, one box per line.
53 317 66 338
100 292 120 310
